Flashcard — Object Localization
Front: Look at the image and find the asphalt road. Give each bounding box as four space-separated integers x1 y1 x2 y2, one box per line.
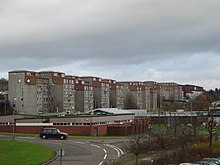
0 135 125 165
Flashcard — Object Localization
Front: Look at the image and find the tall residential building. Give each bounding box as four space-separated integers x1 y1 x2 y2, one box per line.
9 70 48 114
8 70 203 115
36 77 50 114
9 70 76 115
117 81 144 109
157 82 183 107
73 76 94 113
144 81 158 110
116 83 125 109
102 79 117 108
39 71 75 114
82 77 110 109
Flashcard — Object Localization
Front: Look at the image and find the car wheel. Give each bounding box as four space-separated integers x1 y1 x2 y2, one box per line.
60 136 65 140
42 135 47 139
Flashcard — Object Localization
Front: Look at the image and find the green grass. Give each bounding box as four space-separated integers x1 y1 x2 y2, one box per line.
0 140 56 165
0 132 38 137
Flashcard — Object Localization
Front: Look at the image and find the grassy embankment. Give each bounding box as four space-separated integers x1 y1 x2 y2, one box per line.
0 140 56 165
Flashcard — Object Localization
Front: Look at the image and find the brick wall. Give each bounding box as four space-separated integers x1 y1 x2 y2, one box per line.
0 125 109 136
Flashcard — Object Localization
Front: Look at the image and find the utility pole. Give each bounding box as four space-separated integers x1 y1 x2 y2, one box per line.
4 99 7 115
12 97 16 140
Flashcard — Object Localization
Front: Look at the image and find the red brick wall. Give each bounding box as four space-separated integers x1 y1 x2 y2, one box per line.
0 125 13 132
108 126 131 136
0 125 108 136
15 126 42 134
55 126 91 136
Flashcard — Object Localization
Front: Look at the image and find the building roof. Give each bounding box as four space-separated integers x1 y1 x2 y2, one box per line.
88 108 134 115
125 109 148 117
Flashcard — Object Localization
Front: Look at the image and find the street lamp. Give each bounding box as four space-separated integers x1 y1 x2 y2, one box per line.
4 99 7 115
12 97 17 140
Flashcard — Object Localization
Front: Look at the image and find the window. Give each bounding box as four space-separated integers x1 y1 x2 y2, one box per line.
26 72 32 76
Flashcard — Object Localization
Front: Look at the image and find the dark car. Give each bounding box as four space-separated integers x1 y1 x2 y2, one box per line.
202 158 220 165
39 128 68 140
195 160 216 165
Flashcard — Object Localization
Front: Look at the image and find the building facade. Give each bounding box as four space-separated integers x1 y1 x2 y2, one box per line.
82 77 111 109
9 70 76 115
74 77 94 113
8 70 200 115
144 81 158 110
182 84 204 100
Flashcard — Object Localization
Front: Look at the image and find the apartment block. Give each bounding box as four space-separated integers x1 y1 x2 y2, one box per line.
38 71 75 114
82 77 110 109
116 83 125 109
73 76 94 113
157 82 183 108
102 79 117 108
144 81 158 110
8 70 202 115
117 81 144 109
9 70 46 114
9 70 76 115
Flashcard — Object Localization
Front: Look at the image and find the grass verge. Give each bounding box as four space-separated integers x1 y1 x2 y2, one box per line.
0 140 56 165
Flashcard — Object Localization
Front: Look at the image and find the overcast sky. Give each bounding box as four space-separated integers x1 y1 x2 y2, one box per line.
1 0 220 90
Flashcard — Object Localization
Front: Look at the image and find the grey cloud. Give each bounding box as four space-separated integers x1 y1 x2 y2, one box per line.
1 0 220 89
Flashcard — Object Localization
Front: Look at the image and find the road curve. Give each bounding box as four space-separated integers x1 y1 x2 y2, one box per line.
12 136 124 165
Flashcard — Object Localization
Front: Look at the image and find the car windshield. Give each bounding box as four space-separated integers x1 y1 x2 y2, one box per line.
203 158 220 163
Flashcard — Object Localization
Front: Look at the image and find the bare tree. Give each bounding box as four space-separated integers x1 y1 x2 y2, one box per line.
125 133 148 165
124 92 137 109
48 99 59 113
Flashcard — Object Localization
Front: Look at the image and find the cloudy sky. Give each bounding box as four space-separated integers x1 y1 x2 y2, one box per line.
1 0 220 90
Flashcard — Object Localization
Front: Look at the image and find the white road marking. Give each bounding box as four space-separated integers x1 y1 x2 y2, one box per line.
103 148 107 160
98 161 104 165
74 142 85 145
91 144 101 148
90 143 109 164
114 145 124 156
104 154 107 160
105 144 124 157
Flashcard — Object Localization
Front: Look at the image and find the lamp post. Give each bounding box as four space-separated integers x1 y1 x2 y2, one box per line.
4 99 7 115
12 97 17 140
